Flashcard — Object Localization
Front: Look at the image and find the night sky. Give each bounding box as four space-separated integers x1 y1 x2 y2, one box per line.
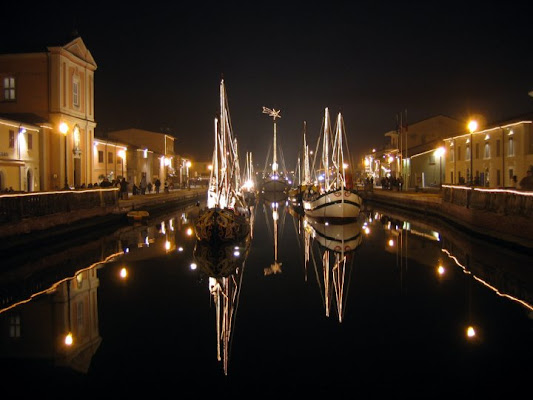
3 2 533 168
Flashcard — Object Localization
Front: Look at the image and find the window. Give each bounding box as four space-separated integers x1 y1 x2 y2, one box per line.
98 150 104 163
484 143 491 159
457 146 461 161
108 151 113 163
3 76 15 100
28 133 32 150
466 145 471 161
508 137 514 157
496 140 500 157
9 314 21 338
450 147 454 162
73 75 80 108
475 143 479 159
9 130 14 148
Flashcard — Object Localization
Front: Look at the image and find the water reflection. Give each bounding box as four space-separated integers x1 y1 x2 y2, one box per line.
261 197 288 275
303 216 363 322
0 199 532 392
0 202 200 382
193 233 251 375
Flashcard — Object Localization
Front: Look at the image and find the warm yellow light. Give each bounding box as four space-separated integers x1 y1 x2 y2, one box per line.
388 239 395 247
468 120 478 133
120 267 128 279
466 326 476 338
435 147 445 157
437 265 445 275
190 263 197 270
165 241 171 250
186 227 193 236
65 332 73 346
208 165 213 170
388 156 394 163
186 161 192 168
59 122 68 135
118 149 126 159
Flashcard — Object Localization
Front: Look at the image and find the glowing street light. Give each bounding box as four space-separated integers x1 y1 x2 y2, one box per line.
59 122 69 189
118 149 126 179
468 120 478 185
435 147 445 188
186 160 192 189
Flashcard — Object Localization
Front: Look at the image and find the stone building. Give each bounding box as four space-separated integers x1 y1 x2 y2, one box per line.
0 35 97 190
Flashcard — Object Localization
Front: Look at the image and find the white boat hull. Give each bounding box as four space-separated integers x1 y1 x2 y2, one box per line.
303 188 362 219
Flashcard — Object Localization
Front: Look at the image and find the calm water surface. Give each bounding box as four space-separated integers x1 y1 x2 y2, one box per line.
1 196 532 396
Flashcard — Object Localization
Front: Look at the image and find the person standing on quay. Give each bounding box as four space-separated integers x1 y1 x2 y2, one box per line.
119 177 128 200
140 175 147 195
155 178 161 194
519 168 533 190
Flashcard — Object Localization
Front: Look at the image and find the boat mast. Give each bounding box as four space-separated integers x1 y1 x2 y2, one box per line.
262 106 281 177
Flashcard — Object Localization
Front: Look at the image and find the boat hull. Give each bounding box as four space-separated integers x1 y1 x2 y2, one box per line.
303 188 362 219
261 179 288 193
195 207 250 243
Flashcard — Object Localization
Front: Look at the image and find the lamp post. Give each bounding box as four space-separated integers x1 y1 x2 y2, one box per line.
186 160 191 189
59 122 69 189
468 120 478 186
118 149 126 179
435 147 445 188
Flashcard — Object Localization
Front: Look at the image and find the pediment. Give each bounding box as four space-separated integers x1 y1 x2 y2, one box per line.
62 37 97 68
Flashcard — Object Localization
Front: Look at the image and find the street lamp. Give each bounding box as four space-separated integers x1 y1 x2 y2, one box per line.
118 149 126 179
468 120 478 185
435 147 445 188
59 122 69 189
186 160 192 189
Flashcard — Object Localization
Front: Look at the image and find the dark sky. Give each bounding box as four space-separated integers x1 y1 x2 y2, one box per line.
3 2 533 168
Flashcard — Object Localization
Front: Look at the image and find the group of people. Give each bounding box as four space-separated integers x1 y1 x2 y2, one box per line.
519 168 533 191
120 177 171 198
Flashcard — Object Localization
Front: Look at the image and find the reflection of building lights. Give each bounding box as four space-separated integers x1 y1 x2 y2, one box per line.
165 241 171 250
466 326 476 338
364 227 370 234
65 332 73 346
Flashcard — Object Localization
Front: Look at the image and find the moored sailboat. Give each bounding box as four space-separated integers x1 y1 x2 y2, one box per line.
302 107 362 220
195 79 250 243
260 107 289 200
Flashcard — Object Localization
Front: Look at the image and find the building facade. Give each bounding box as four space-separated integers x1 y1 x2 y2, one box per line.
0 116 43 191
0 36 97 190
444 117 533 188
107 128 176 187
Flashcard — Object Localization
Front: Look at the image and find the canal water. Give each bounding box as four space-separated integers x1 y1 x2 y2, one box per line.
0 195 532 396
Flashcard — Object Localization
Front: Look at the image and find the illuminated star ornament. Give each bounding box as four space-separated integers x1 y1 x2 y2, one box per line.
262 106 281 121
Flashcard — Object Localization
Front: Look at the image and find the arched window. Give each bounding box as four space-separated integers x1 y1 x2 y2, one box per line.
508 137 514 157
484 142 491 159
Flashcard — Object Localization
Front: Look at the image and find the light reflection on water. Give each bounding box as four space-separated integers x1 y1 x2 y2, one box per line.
0 197 532 395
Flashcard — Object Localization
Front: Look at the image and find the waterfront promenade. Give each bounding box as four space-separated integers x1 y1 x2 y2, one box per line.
0 187 206 243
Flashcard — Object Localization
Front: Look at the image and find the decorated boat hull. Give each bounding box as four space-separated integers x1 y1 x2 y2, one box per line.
302 188 362 219
195 207 250 243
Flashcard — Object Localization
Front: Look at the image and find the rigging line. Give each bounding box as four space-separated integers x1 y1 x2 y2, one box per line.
309 236 325 305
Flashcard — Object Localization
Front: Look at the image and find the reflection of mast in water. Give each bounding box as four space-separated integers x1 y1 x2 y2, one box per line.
263 200 287 276
193 235 251 375
304 217 362 322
